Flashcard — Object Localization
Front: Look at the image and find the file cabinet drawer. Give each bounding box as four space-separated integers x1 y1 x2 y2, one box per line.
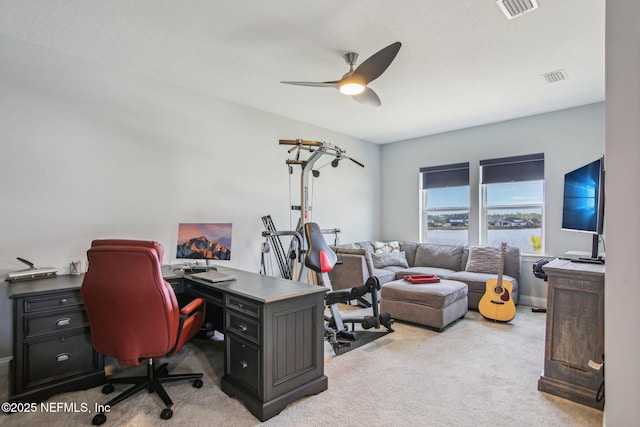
228 336 260 396
23 292 82 313
227 312 260 344
24 331 97 389
24 309 89 337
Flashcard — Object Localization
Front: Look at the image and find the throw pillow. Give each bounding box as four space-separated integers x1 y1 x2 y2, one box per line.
465 246 502 274
372 251 409 269
373 241 400 254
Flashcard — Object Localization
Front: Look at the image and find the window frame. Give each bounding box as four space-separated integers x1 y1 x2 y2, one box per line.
419 162 470 245
479 154 545 254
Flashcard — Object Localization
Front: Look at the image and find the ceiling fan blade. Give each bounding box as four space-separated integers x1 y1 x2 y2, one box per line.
281 81 339 88
352 87 381 107
352 41 401 84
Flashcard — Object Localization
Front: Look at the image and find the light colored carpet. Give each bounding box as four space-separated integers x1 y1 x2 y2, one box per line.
0 305 603 426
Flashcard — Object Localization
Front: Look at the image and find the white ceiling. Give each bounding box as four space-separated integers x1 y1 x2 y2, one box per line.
0 1 605 144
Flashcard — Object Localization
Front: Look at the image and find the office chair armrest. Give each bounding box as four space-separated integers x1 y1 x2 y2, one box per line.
180 298 206 317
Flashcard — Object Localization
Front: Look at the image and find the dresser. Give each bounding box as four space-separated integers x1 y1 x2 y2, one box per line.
7 275 106 403
538 258 604 409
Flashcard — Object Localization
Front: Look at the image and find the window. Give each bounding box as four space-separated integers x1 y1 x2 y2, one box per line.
480 154 544 254
420 162 470 245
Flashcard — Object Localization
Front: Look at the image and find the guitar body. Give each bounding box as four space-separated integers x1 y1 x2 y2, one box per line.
478 242 516 322
478 278 516 322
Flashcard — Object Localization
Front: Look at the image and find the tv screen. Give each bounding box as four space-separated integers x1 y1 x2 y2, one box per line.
176 223 232 260
561 157 604 234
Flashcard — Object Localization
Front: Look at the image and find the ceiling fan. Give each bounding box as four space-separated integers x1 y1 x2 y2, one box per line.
281 41 402 107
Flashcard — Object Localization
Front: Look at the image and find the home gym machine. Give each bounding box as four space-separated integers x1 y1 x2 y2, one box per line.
260 139 393 355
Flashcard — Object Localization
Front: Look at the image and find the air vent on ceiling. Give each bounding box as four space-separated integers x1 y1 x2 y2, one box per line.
497 0 539 19
542 69 569 84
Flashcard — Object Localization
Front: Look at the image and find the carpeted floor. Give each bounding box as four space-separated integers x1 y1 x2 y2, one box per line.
0 305 604 426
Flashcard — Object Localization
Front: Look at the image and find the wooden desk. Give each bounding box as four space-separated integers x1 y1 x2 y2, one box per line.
538 258 604 409
7 268 327 421
164 266 328 421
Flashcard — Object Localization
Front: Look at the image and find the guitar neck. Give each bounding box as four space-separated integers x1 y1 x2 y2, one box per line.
497 243 507 286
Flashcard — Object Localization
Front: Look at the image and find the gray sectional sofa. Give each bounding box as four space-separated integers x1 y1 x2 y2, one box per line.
329 240 521 310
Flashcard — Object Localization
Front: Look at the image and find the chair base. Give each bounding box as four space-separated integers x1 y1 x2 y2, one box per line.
91 358 203 425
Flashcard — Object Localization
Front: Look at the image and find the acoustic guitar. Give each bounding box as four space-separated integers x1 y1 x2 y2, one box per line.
478 242 516 322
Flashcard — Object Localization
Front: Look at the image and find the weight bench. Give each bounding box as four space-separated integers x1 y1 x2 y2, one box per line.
303 222 394 354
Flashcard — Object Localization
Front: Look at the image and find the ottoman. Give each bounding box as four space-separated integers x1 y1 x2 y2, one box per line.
380 279 468 332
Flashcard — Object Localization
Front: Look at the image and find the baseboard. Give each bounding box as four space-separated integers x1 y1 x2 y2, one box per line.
0 356 11 376
519 295 546 308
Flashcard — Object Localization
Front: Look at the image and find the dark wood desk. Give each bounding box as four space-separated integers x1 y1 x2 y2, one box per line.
8 268 327 422
164 266 328 421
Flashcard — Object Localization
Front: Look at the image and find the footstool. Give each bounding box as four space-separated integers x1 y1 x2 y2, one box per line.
380 279 468 332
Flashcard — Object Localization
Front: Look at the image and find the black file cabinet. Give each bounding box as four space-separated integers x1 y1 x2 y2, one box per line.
8 276 105 403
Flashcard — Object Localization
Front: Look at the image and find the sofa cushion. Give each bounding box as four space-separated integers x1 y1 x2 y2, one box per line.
373 241 400 253
374 268 397 284
399 241 418 266
373 251 409 269
446 271 519 296
354 241 376 253
465 246 501 274
414 244 463 271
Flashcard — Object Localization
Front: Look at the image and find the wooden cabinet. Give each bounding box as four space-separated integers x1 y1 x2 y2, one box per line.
538 258 604 410
8 275 105 403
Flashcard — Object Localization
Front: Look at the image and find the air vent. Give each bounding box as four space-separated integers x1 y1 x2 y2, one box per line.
542 69 569 84
497 0 539 19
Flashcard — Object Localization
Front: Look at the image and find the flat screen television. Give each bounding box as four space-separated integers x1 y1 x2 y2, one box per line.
176 223 232 261
561 157 605 262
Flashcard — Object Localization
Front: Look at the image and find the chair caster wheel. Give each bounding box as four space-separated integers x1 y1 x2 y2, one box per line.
160 408 173 420
101 384 114 394
193 378 203 388
92 413 107 425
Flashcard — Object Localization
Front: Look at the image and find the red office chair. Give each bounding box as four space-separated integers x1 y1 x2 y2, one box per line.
81 239 206 425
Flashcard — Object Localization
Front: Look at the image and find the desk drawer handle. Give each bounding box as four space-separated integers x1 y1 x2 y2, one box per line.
56 353 71 362
239 360 248 369
56 318 71 327
238 324 247 332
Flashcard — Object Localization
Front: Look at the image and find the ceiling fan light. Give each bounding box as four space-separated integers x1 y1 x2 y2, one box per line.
340 82 365 95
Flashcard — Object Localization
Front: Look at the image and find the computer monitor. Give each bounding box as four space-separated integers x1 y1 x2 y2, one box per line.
561 157 605 261
176 223 232 260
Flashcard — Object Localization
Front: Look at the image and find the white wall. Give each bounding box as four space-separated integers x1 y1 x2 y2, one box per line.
0 34 381 365
379 103 605 305
604 1 640 424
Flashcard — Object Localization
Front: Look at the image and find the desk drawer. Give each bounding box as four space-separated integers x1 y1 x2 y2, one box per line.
228 336 260 396
24 331 97 389
227 312 260 344
23 293 82 313
24 309 89 338
226 295 260 319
